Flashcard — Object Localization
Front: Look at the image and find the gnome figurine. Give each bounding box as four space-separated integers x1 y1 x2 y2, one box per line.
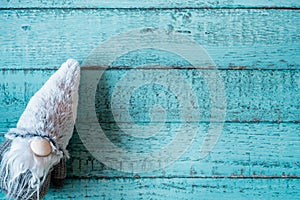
0 59 80 200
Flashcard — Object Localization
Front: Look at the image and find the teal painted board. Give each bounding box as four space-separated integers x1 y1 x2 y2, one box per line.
1 178 300 200
88 68 300 123
64 123 300 177
0 70 53 124
1 69 300 123
1 122 299 177
1 0 300 8
0 9 299 69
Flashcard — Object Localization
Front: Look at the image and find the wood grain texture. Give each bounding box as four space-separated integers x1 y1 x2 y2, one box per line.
1 178 300 200
1 122 299 178
65 123 300 178
1 0 300 8
1 1 299 199
0 9 299 70
1 69 300 123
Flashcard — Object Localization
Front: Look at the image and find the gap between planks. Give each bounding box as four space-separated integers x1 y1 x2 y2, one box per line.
0 7 300 10
2 67 300 72
68 176 300 179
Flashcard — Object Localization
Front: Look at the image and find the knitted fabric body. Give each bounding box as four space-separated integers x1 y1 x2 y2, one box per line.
0 59 80 200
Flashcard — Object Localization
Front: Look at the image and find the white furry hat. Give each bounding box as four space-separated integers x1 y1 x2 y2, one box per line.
0 59 80 200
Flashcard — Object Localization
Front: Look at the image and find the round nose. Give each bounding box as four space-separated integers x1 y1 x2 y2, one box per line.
30 138 52 157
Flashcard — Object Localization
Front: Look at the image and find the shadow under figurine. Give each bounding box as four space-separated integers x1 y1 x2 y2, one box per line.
0 59 80 200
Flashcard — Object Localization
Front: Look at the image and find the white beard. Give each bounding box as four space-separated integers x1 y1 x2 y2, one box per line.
0 137 63 199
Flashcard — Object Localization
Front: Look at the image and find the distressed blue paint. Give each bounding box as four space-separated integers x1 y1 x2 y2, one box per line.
1 122 299 178
1 0 300 8
65 123 300 177
0 70 53 124
1 69 300 123
0 9 299 70
1 178 300 200
0 0 300 199
95 68 300 123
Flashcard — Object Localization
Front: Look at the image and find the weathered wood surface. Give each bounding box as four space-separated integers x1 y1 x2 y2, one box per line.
1 178 299 200
69 122 300 178
1 0 300 8
0 9 299 70
0 0 299 199
1 69 299 178
1 122 299 178
1 69 300 123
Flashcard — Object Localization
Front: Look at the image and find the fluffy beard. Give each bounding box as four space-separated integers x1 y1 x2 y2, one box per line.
0 137 63 200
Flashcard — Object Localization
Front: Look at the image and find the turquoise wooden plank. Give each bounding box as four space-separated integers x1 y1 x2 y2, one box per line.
1 69 300 123
1 178 299 200
88 68 300 123
67 123 300 177
0 9 299 70
0 70 53 124
1 122 299 177
1 0 300 8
